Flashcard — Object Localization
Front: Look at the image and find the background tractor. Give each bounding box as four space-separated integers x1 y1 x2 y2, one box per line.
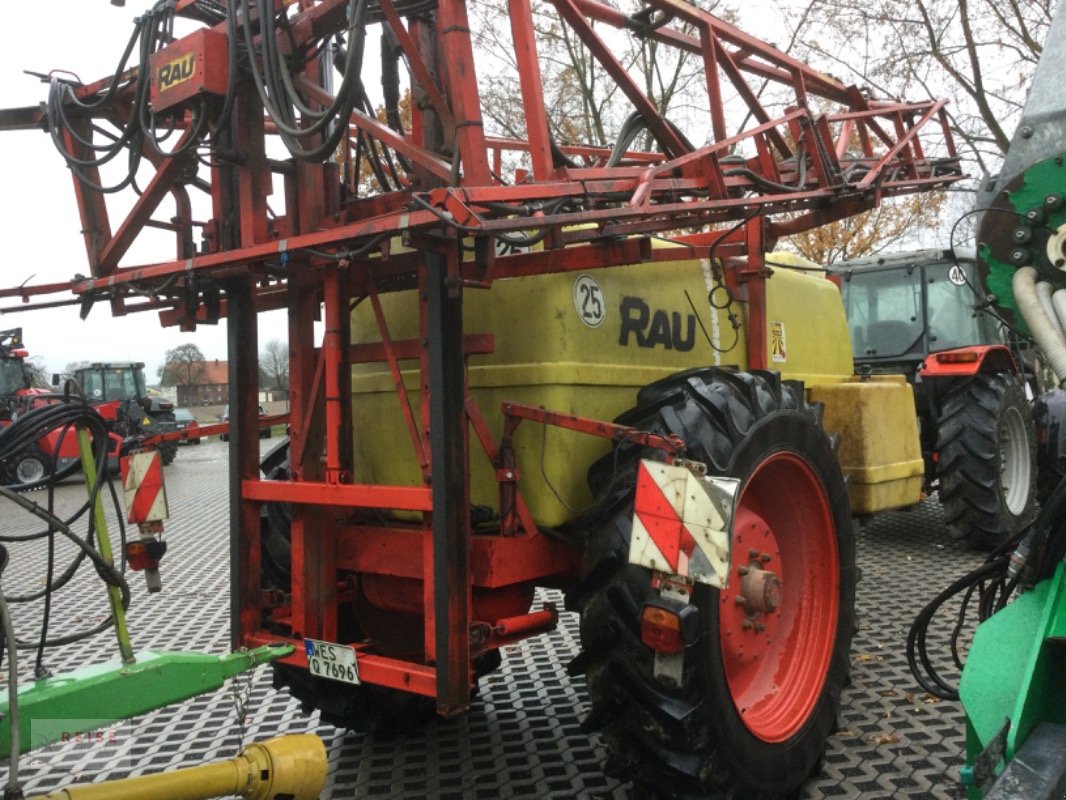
830 251 1037 548
0 327 90 487
67 362 180 467
0 1 962 797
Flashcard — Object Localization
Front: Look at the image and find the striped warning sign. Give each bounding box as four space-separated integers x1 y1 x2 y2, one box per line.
121 450 169 525
629 460 737 587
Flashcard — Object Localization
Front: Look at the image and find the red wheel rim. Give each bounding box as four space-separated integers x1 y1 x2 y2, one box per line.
718 451 839 743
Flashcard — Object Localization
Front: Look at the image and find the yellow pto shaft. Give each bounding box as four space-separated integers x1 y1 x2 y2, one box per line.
29 734 327 800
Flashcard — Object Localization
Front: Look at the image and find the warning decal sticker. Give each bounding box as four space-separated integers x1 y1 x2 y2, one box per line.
770 320 787 363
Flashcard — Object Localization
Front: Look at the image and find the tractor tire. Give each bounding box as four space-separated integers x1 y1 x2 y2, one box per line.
936 372 1036 550
273 662 437 736
568 368 855 800
3 448 49 490
2 448 80 492
158 441 178 466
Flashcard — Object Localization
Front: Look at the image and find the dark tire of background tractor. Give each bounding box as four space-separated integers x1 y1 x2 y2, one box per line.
567 368 856 800
936 372 1036 550
3 448 79 492
158 441 178 466
4 448 48 491
260 438 501 735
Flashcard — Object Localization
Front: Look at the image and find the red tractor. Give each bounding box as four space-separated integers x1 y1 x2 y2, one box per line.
830 251 1038 548
0 328 85 487
0 336 165 487
68 362 180 467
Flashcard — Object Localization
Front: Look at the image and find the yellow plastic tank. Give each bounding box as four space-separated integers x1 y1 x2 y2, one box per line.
351 249 853 527
807 376 925 514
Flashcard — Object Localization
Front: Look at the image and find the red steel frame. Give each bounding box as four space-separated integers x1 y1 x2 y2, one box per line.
0 0 961 714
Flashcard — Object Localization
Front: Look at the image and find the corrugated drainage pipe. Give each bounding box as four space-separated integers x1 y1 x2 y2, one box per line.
1037 281 1066 341
1015 266 1066 380
1052 288 1066 353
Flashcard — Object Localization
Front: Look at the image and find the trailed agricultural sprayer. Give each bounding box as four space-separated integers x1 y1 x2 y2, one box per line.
0 0 961 796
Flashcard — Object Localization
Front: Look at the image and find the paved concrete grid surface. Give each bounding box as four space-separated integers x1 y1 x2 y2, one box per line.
0 440 984 799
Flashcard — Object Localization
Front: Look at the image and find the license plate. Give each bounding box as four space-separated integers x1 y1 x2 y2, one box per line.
304 638 360 685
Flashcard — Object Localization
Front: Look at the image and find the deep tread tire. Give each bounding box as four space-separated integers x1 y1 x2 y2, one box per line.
158 441 178 466
936 372 1036 549
572 368 855 800
273 662 436 736
3 448 48 491
2 448 78 492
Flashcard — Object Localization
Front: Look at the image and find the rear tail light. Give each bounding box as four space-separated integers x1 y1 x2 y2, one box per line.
935 351 980 364
125 539 167 571
640 598 698 654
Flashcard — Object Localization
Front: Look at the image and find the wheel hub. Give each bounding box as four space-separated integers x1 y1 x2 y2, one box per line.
739 560 782 615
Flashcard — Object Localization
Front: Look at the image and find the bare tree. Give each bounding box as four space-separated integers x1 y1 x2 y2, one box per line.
791 0 1052 179
470 0 723 171
24 356 50 389
159 343 207 387
786 192 948 264
260 339 289 392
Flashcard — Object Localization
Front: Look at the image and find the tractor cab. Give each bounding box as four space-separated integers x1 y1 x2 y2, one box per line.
0 358 28 398
74 362 149 405
0 328 32 404
832 251 1005 377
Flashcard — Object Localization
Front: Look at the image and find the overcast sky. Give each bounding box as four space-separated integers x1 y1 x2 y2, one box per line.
0 3 288 384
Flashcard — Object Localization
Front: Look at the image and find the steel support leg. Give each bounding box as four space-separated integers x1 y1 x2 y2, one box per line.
427 250 470 715
227 276 261 647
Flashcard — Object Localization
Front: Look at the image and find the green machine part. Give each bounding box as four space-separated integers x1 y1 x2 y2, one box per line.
0 425 294 758
974 0 1066 330
958 563 1066 796
978 155 1066 333
0 645 292 756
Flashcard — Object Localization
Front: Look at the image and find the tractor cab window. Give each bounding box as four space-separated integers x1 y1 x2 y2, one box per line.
80 369 104 400
840 268 924 358
0 359 27 396
81 366 145 401
104 368 143 401
924 261 1001 350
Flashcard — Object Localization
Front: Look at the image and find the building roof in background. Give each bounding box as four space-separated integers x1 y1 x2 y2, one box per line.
197 360 228 385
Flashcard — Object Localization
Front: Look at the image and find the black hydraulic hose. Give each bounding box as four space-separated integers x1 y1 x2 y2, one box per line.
0 394 131 653
907 478 1066 701
905 556 1011 700
241 0 365 161
0 484 130 650
48 1 208 192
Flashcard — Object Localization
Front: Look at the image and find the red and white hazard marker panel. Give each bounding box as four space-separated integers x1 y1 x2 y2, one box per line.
121 449 169 525
630 460 737 586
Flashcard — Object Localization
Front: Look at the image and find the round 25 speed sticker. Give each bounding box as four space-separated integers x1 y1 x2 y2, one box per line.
573 275 605 328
